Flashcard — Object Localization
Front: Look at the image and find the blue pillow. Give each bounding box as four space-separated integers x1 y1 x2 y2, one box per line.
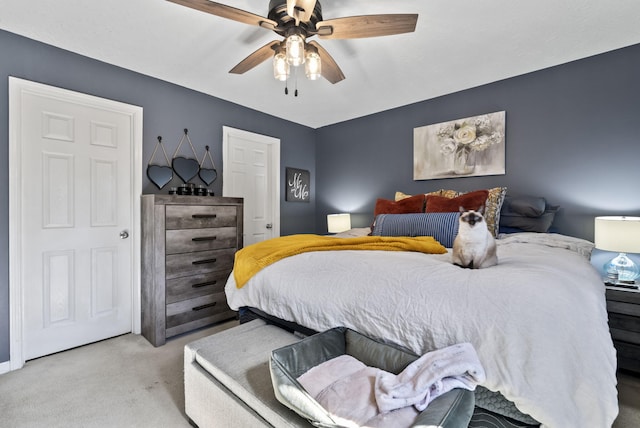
372 213 460 247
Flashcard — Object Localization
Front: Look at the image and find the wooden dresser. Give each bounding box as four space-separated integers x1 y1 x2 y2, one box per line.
141 194 243 346
605 286 640 373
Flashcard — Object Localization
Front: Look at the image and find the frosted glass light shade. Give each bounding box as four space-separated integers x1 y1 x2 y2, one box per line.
595 216 640 282
286 34 305 66
273 51 289 81
327 213 351 234
305 51 321 80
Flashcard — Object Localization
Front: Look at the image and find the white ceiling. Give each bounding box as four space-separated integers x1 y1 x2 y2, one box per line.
2 0 640 128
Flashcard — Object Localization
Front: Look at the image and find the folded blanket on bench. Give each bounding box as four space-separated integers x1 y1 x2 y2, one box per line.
296 343 484 428
375 342 485 413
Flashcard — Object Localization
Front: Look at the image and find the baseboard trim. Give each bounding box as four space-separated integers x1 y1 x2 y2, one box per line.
0 360 11 375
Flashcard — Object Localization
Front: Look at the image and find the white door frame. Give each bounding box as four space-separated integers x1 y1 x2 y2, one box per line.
221 126 280 239
8 77 143 371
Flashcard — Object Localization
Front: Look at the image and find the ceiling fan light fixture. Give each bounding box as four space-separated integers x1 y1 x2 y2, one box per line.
305 48 321 80
168 0 417 87
285 33 306 66
273 50 290 81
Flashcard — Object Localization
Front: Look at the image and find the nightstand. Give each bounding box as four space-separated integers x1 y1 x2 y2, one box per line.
605 286 640 374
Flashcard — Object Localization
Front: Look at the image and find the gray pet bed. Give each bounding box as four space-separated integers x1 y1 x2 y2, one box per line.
269 326 475 428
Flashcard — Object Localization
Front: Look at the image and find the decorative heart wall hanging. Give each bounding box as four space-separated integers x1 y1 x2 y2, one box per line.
199 145 218 186
172 128 200 183
146 136 173 189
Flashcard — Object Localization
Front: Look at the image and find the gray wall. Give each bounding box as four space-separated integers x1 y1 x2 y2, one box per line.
0 29 316 364
316 43 640 241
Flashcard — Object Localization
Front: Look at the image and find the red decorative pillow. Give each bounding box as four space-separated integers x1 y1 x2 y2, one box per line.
374 194 425 217
425 190 489 213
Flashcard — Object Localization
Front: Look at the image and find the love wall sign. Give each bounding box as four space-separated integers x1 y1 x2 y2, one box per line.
285 167 310 202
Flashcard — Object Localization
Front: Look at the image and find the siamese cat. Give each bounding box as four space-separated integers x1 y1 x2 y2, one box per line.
452 206 498 269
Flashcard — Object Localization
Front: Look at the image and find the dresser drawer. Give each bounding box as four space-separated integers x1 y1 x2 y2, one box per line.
166 248 235 279
166 292 233 331
166 205 238 230
614 340 640 373
166 227 237 254
606 300 640 318
166 271 230 304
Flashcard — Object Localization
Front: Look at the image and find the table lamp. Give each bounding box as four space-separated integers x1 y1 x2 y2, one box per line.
594 216 640 282
327 213 351 234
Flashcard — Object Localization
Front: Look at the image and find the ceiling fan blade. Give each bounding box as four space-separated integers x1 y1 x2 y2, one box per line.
167 0 278 31
229 40 281 74
286 0 317 23
308 41 345 84
315 14 418 39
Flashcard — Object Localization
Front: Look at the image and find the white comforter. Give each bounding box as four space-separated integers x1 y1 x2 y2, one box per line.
225 232 618 427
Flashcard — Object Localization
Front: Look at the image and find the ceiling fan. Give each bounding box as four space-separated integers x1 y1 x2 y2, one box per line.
166 0 418 84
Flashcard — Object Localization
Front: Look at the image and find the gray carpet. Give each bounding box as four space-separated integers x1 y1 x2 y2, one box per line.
1 320 639 428
0 320 237 428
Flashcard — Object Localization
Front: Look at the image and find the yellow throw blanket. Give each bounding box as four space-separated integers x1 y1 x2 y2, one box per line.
233 234 447 288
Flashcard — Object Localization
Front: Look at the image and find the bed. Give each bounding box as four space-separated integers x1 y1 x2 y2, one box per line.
224 191 619 428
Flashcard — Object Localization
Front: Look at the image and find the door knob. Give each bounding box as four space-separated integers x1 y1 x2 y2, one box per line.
120 230 129 239
266 223 273 229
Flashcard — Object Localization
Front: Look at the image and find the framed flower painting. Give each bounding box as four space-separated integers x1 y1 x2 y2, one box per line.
413 111 506 180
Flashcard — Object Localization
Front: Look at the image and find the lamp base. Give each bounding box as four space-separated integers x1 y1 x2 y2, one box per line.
604 252 640 282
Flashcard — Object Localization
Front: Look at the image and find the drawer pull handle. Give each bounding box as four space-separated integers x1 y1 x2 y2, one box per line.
192 236 217 242
192 280 217 288
192 214 217 219
192 258 217 265
192 302 217 311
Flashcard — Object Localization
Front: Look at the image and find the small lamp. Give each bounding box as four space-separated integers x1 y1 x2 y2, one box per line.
327 213 351 234
594 216 640 282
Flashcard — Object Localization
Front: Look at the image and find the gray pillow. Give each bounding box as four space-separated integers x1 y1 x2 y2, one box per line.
501 195 547 218
500 206 559 233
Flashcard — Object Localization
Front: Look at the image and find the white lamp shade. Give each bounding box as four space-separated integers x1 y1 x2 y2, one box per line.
327 213 351 234
594 216 640 253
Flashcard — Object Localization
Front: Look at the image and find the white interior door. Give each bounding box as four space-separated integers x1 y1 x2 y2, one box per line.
9 77 142 363
222 126 280 245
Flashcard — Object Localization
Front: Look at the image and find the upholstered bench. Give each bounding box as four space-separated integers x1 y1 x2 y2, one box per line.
184 319 474 428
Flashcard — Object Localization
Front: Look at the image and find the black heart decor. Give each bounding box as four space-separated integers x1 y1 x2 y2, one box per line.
147 165 173 190
199 168 217 186
172 157 200 183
